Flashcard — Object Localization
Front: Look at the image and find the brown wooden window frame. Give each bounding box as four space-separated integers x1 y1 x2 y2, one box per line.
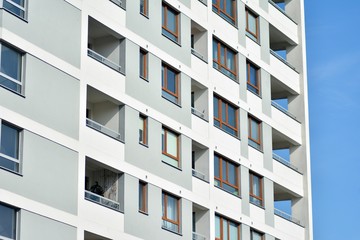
162 191 181 233
162 63 180 104
214 154 239 195
212 0 237 25
162 3 179 42
213 38 237 81
215 214 240 240
246 8 259 41
214 95 239 137
162 127 180 162
248 115 262 150
139 181 148 213
140 49 148 80
251 229 264 240
139 114 148 145
249 172 263 207
140 0 148 16
247 61 260 95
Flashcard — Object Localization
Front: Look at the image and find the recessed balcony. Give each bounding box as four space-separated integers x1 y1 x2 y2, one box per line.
191 79 209 122
192 140 209 182
192 203 210 240
191 21 208 63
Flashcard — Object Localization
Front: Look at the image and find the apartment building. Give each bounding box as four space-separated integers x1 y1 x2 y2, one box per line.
0 0 312 240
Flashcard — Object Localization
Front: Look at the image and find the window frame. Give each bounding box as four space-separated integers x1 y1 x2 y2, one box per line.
214 154 239 196
248 116 262 150
249 172 263 207
247 61 260 95
162 63 180 104
162 127 180 166
139 181 148 213
246 8 259 42
213 38 237 81
140 0 148 17
251 229 264 240
139 114 148 146
162 2 180 43
162 191 181 233
0 202 18 240
0 120 22 173
215 214 240 240
213 94 239 137
212 0 237 25
3 0 27 20
140 49 148 80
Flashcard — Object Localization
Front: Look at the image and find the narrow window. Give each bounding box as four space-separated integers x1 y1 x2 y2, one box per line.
215 214 240 240
3 0 26 19
246 9 259 42
251 229 264 240
139 181 148 213
162 64 180 104
213 95 238 137
247 61 260 95
214 154 239 195
0 121 21 173
212 0 237 25
162 127 180 168
249 172 263 207
248 116 262 150
140 0 148 16
0 203 17 240
139 115 148 145
140 49 148 80
213 38 237 81
162 192 181 233
162 3 180 43
0 43 23 94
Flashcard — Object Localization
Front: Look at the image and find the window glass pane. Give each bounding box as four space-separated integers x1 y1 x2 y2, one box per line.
253 175 261 196
213 41 218 62
1 45 21 81
167 69 176 94
229 222 238 240
221 102 226 121
167 9 177 33
220 46 225 65
166 195 177 221
215 216 221 238
214 97 219 118
140 0 145 13
251 119 259 140
139 183 143 209
161 66 165 87
228 106 236 127
228 163 236 185
139 117 144 142
214 155 220 178
162 129 165 152
252 231 262 240
0 204 16 239
225 0 233 16
250 65 257 85
166 131 178 157
162 6 165 26
227 51 234 71
140 52 144 76
220 0 225 9
1 123 19 159
248 13 257 34
223 219 228 240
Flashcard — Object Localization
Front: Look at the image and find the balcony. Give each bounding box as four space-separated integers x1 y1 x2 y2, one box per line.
85 157 124 212
191 79 208 122
192 140 209 182
268 0 296 23
191 21 208 63
88 17 125 75
86 86 125 142
192 204 209 240
274 208 301 226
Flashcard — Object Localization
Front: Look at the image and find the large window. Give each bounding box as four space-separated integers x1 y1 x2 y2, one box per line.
246 9 259 42
215 214 239 240
247 61 260 95
162 127 180 168
0 43 23 94
139 114 148 145
140 49 148 80
212 0 236 25
3 0 26 19
0 121 21 173
0 203 17 240
162 64 180 104
139 181 148 213
213 38 237 80
162 192 180 233
140 0 148 16
248 116 262 150
162 3 179 42
214 95 238 137
214 154 239 195
249 172 263 207
251 229 264 240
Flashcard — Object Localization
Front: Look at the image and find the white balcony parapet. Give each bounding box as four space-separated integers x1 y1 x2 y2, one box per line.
87 48 123 74
270 49 298 73
271 100 298 121
191 48 207 63
193 232 207 240
274 208 302 226
272 153 301 173
86 118 123 142
192 169 208 182
268 0 297 24
85 190 121 211
191 107 208 121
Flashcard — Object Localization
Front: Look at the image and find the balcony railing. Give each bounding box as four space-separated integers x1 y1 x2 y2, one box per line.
3 0 26 19
86 118 123 142
191 107 207 121
87 48 123 74
191 48 207 63
274 208 302 226
193 232 207 240
272 153 301 173
271 100 298 121
192 169 208 182
268 0 297 24
85 190 121 211
270 49 298 73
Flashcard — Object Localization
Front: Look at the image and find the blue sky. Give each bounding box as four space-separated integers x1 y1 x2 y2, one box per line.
305 0 360 239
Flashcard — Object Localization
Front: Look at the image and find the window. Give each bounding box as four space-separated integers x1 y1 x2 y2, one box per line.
0 43 23 94
140 49 148 80
162 127 180 168
139 181 148 213
246 9 259 42
213 95 238 137
140 0 148 16
162 64 180 104
213 38 237 80
214 154 239 195
215 214 240 240
212 0 236 25
162 192 180 233
139 115 148 145
249 172 263 207
3 0 26 19
247 61 260 95
162 3 179 42
0 121 21 173
0 203 17 240
251 229 264 240
248 116 262 150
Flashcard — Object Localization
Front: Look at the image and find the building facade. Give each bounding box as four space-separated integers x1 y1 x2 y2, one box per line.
0 0 312 240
